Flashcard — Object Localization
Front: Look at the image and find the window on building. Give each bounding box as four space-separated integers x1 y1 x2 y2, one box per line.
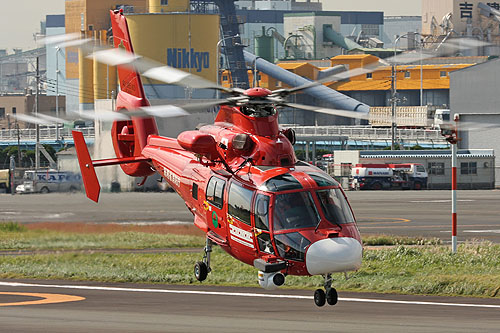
222 75 228 81
228 182 254 225
12 107 16 114
206 177 225 208
440 71 447 77
0 108 5 119
428 162 445 175
161 0 168 5
361 24 379 36
461 162 477 175
405 71 411 78
366 73 373 79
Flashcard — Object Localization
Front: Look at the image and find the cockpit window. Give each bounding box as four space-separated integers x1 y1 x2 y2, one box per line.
307 172 338 187
254 194 270 230
274 232 311 262
316 189 355 225
273 191 319 231
262 173 302 192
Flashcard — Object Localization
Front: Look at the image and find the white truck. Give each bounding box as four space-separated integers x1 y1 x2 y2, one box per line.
16 170 82 194
351 163 428 190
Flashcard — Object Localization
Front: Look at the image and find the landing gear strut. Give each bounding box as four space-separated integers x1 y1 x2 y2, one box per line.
194 238 213 282
314 274 338 307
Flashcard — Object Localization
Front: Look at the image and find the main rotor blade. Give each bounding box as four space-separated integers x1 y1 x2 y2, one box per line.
283 103 370 120
38 33 80 46
13 114 54 125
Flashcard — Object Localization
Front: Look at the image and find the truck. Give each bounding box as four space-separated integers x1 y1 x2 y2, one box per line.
16 170 82 194
351 163 428 190
432 109 450 130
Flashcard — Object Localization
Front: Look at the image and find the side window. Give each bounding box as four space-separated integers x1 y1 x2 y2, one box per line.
192 183 198 200
206 177 225 208
254 194 270 231
214 179 224 207
228 182 254 225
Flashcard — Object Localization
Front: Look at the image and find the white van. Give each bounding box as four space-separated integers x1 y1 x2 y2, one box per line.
16 170 82 194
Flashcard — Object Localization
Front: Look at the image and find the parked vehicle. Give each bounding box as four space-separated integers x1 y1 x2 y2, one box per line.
0 169 10 193
16 170 82 194
432 109 450 130
351 163 428 190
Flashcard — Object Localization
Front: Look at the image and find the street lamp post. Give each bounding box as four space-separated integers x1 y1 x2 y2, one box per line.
216 34 239 99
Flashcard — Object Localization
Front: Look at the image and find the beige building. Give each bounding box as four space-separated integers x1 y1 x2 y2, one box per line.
0 94 66 130
422 0 500 38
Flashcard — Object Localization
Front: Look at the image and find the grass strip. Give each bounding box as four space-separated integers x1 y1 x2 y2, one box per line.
0 230 205 250
1 243 499 298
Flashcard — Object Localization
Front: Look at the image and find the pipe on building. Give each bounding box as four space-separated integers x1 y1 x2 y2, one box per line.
244 51 369 113
323 25 363 51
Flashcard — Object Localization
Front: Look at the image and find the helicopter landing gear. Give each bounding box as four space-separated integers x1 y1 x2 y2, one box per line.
314 274 338 307
194 238 213 282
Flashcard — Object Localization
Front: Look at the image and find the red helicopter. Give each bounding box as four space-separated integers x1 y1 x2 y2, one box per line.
69 9 366 307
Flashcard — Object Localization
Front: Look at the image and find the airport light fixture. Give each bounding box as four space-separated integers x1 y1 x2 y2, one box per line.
216 34 239 99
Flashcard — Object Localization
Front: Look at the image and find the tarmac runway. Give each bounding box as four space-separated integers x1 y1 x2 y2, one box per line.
1 191 500 331
1 189 500 242
1 279 499 332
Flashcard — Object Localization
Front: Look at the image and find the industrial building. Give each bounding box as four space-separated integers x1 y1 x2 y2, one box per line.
449 57 500 186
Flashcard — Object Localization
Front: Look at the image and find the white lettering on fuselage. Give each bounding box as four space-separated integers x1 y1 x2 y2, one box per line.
163 167 180 187
229 223 254 249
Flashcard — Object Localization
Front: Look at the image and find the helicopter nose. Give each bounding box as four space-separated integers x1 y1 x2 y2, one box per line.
305 237 362 275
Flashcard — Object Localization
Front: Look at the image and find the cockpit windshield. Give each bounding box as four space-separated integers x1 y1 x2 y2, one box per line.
315 188 355 225
273 191 319 231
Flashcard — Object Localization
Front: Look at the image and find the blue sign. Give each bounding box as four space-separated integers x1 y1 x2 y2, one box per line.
167 48 209 72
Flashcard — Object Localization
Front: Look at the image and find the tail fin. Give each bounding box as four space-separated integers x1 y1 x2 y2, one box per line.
108 9 158 177
110 9 147 100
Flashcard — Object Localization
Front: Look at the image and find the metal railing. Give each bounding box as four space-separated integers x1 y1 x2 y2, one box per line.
287 126 446 143
0 127 95 142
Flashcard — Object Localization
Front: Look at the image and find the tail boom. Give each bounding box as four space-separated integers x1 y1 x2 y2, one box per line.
72 130 152 202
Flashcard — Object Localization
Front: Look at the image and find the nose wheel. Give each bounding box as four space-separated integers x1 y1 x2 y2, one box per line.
314 274 338 307
194 238 213 282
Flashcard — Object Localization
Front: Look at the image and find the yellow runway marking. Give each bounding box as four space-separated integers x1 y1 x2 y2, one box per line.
357 217 411 225
0 292 85 306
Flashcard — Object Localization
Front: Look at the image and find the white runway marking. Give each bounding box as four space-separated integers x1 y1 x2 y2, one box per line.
463 230 500 234
409 200 475 203
0 281 499 309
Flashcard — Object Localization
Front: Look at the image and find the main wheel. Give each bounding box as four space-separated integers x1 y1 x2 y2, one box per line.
326 288 338 305
371 182 382 190
314 289 326 307
40 187 50 194
413 182 422 190
194 261 208 282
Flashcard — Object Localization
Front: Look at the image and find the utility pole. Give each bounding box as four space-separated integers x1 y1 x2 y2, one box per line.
55 47 60 141
390 63 397 150
35 57 40 170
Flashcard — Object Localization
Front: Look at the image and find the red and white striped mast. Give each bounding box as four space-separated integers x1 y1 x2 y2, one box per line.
451 114 458 253
441 114 460 253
